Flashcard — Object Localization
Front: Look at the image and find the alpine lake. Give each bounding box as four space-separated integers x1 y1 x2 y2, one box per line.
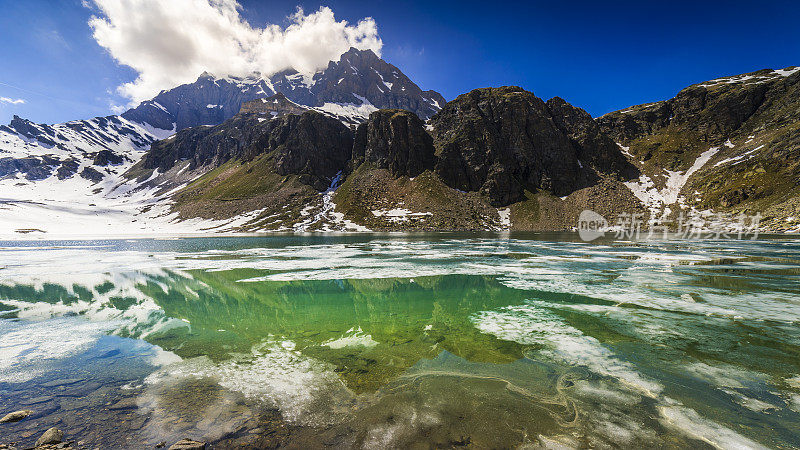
1 233 799 449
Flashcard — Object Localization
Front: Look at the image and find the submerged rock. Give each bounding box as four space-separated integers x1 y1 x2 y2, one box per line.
107 397 137 410
35 427 63 447
19 396 53 405
0 410 33 423
40 378 83 388
168 438 206 450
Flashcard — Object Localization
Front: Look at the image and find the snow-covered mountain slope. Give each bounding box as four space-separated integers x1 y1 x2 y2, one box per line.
0 112 282 236
0 113 185 236
0 114 171 184
121 47 445 132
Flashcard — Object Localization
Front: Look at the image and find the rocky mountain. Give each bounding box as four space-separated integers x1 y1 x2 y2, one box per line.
350 109 436 178
598 66 800 231
141 109 352 190
430 87 635 206
0 47 442 186
0 112 169 205
0 115 163 183
0 48 446 235
133 86 640 232
121 48 445 132
142 64 800 234
3 60 798 235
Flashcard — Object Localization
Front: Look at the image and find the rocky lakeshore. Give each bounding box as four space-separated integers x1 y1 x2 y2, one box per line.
0 342 303 449
1 376 296 450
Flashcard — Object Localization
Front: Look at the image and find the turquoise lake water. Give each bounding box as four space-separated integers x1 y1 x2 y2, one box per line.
1 234 799 448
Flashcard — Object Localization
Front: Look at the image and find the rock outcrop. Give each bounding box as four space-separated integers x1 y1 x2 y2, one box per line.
431 87 605 206
269 112 354 190
545 97 636 178
0 156 57 181
142 111 353 191
598 68 800 145
351 109 436 177
93 149 125 166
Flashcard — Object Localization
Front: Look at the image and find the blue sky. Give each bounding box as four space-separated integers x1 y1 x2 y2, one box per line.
1 0 799 125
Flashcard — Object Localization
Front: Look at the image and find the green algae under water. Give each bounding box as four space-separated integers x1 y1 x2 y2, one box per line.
0 234 799 448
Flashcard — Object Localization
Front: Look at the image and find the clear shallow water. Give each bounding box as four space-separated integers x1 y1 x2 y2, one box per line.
0 234 799 448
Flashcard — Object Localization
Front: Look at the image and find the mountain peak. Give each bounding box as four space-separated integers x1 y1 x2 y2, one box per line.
122 48 445 132
341 47 379 59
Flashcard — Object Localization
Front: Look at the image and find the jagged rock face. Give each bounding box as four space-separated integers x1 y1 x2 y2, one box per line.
595 102 672 144
143 126 217 172
351 110 436 178
546 97 636 178
430 87 587 206
143 111 352 191
121 48 445 133
269 112 354 190
3 116 60 147
307 48 446 119
0 115 154 154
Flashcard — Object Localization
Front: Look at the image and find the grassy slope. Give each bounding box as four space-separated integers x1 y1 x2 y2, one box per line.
170 153 320 230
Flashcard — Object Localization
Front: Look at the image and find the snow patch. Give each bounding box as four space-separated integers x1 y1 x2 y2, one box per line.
371 208 432 223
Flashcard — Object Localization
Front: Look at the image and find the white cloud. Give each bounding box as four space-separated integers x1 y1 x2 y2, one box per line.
0 97 26 105
109 103 126 114
88 0 383 104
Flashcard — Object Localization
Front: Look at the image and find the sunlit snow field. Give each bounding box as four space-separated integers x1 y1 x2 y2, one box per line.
1 234 799 448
